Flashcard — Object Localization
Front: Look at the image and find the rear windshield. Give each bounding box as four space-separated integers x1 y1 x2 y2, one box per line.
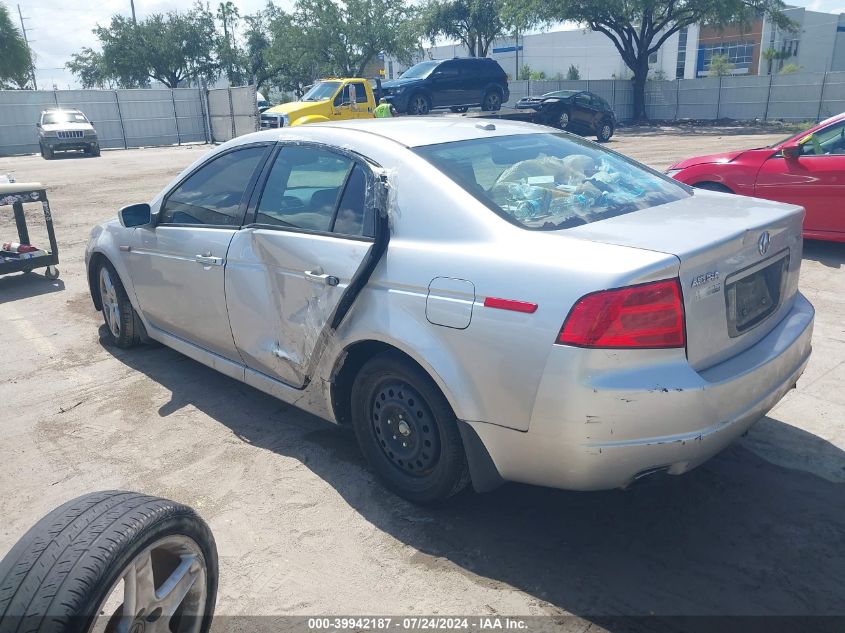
414 133 689 230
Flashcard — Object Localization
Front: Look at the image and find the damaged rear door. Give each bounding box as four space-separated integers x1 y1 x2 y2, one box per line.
225 142 387 388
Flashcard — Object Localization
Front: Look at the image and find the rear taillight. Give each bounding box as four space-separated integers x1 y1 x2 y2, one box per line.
557 279 686 349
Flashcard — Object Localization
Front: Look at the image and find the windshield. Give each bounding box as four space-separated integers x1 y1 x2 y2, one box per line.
415 134 689 231
399 61 439 79
42 111 88 125
301 81 341 102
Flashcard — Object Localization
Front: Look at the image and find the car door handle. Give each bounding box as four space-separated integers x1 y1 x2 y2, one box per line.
305 270 339 286
195 253 223 266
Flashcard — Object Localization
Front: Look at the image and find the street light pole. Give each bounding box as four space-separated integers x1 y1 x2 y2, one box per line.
16 4 37 90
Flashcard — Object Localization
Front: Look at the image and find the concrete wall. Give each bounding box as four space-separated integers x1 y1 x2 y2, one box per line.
505 71 845 122
0 86 258 156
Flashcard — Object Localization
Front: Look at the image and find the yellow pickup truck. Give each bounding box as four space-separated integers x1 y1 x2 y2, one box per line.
260 78 380 128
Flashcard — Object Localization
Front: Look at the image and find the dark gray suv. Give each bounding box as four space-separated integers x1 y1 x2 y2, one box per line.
381 58 509 115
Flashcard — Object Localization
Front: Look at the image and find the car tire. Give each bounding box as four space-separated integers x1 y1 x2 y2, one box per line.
88 144 101 157
694 182 734 194
350 351 470 504
557 110 571 129
450 106 469 113
42 145 53 160
96 260 141 348
409 94 431 115
597 120 614 142
481 91 502 112
0 490 218 633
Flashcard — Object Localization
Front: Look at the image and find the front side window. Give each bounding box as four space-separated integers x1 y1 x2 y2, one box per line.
799 121 845 156
255 146 371 234
415 133 689 231
160 146 266 226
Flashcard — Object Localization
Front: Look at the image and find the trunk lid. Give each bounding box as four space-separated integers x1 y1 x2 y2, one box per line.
565 190 804 370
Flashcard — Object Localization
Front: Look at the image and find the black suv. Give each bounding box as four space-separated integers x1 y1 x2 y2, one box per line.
382 58 509 115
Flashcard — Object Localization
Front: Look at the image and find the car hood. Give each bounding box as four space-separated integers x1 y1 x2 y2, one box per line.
382 77 422 89
668 148 747 170
264 101 329 116
42 122 95 132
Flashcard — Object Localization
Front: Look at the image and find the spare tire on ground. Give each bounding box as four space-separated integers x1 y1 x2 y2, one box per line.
0 490 218 633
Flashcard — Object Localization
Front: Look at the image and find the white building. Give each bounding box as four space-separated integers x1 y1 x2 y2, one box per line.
385 8 845 82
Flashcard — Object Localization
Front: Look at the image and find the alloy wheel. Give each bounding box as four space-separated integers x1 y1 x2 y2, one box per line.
91 535 208 633
559 112 570 128
412 95 429 115
370 380 441 477
484 93 501 111
600 124 612 140
99 266 121 338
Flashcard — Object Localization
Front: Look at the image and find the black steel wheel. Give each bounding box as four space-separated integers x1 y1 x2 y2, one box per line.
370 380 441 477
409 94 431 115
351 352 469 503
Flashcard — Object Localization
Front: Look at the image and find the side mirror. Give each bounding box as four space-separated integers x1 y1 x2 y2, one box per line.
119 202 152 228
782 141 801 159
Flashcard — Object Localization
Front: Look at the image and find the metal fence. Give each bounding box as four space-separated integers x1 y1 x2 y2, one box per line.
0 85 259 156
506 71 845 123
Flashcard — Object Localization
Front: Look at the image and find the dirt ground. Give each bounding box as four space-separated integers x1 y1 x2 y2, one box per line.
1 129 844 630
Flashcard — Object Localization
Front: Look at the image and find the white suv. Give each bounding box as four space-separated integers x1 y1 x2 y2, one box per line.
37 109 100 159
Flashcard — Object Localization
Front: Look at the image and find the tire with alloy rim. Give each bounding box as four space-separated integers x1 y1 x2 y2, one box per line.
409 94 430 115
350 352 470 503
97 260 141 348
0 490 218 633
481 91 502 112
558 110 571 129
597 121 614 142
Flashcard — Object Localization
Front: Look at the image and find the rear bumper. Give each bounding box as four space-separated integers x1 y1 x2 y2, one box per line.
468 292 814 491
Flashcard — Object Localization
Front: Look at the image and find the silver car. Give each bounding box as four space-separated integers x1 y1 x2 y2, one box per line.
85 119 814 503
38 108 100 159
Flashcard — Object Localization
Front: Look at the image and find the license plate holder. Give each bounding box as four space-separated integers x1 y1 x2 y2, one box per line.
725 252 789 337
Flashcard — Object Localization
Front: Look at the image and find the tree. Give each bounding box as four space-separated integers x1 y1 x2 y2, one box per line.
242 5 278 91
522 0 793 121
265 9 320 96
762 46 791 74
708 52 733 76
69 4 219 89
778 62 801 74
66 48 116 88
566 63 580 79
0 1 33 88
217 1 244 85
422 0 505 57
294 0 421 77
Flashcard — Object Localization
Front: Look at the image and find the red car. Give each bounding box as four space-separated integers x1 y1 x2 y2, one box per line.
667 113 845 242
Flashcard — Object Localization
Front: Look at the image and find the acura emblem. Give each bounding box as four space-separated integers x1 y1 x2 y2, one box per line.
758 231 770 256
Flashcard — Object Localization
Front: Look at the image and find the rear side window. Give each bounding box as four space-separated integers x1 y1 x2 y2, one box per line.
414 133 689 231
160 146 266 226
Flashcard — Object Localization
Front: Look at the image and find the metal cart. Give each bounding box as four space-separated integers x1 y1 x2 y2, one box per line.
0 182 59 280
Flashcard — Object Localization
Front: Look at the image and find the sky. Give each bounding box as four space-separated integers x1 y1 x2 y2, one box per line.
13 0 845 90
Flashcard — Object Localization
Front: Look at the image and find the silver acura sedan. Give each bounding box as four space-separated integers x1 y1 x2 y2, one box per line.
86 119 814 503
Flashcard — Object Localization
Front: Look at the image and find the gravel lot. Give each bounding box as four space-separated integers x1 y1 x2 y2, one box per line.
1 127 844 629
